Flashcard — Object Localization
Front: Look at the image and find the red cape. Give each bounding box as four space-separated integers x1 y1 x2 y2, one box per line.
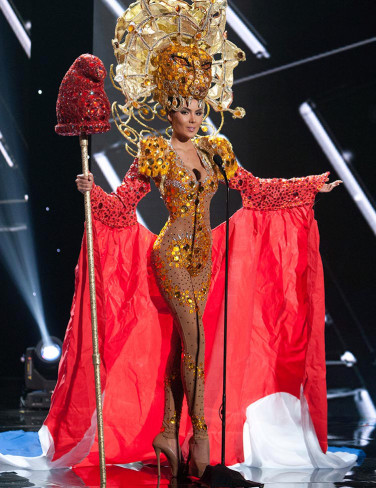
43 205 327 467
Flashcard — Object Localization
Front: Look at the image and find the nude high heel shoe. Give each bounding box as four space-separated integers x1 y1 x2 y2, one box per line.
188 436 210 478
152 432 181 478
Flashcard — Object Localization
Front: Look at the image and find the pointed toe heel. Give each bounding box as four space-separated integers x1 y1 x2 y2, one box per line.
152 433 181 478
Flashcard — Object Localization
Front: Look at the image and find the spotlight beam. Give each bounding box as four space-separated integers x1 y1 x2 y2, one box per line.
0 198 27 204
0 224 27 232
0 138 50 345
300 101 376 236
234 37 376 85
0 0 31 58
0 134 15 167
101 0 124 18
226 4 270 59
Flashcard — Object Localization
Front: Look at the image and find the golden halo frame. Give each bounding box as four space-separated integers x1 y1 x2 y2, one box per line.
111 0 246 156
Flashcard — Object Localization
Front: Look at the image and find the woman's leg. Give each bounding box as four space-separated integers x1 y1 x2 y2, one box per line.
153 260 209 438
161 327 184 438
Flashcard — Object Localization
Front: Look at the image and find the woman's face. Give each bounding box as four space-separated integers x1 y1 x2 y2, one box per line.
168 99 204 140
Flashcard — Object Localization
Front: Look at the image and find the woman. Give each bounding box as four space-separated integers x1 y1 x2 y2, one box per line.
0 0 354 476
76 98 341 477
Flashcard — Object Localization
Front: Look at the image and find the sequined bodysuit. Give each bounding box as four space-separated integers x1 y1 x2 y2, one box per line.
91 135 329 440
149 140 219 438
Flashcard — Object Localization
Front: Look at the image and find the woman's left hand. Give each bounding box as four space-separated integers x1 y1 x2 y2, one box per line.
319 177 343 193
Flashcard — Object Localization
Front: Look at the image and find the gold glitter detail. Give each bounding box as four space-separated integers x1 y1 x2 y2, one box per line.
145 135 218 338
195 136 238 182
183 353 205 380
138 137 173 179
191 414 207 432
161 411 178 433
111 0 246 155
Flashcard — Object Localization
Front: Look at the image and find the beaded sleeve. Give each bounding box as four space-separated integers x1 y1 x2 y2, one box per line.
229 166 330 211
90 158 151 228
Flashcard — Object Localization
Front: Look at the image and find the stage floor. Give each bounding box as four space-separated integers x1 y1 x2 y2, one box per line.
1 379 376 488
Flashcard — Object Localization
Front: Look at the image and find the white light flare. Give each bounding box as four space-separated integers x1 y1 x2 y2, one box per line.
101 0 124 17
0 0 31 58
226 6 270 59
299 102 376 236
341 350 357 367
0 139 14 167
41 343 61 361
93 151 148 228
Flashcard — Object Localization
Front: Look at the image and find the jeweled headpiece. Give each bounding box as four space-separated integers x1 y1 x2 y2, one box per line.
111 0 246 155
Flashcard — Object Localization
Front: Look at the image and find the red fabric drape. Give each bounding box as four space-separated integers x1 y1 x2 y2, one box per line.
44 205 327 467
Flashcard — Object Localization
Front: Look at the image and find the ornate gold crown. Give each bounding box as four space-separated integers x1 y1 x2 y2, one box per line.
111 0 246 155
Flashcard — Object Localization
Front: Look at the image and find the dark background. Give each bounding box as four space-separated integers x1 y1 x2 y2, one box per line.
0 0 375 408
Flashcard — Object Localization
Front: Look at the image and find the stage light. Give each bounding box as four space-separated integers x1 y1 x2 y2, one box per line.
227 5 270 59
300 101 376 236
341 351 357 367
37 338 62 363
21 337 63 409
0 0 31 58
41 344 61 361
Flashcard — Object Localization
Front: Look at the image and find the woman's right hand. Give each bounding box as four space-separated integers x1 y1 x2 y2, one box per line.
76 173 94 194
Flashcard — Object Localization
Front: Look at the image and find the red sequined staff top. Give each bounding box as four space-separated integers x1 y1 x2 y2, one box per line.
55 54 111 137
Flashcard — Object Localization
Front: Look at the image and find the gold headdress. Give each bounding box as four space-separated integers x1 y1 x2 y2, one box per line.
111 0 246 155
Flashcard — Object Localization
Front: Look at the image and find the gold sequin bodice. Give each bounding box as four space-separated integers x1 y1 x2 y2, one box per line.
152 143 218 278
136 134 237 317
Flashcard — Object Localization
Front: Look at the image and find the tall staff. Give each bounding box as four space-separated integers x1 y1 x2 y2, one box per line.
55 54 111 486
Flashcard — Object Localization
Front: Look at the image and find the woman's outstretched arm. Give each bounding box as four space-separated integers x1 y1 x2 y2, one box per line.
75 158 151 227
229 166 341 210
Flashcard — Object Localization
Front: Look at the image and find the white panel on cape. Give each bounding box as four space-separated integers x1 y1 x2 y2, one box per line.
230 390 357 478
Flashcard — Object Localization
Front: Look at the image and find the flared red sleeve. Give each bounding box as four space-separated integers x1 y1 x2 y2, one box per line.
90 158 151 228
229 166 330 210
